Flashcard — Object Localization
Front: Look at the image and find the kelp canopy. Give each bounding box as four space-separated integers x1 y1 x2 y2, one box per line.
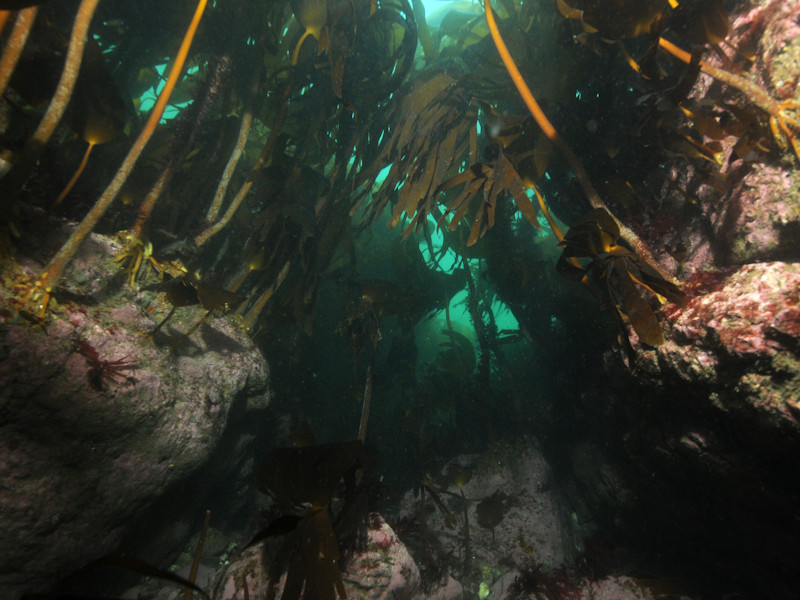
0 0 796 363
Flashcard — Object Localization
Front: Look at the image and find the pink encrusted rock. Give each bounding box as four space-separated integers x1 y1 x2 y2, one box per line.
579 576 656 600
344 514 424 600
426 575 463 600
623 260 800 433
656 0 800 271
213 514 423 600
668 262 800 358
721 164 800 264
489 572 655 600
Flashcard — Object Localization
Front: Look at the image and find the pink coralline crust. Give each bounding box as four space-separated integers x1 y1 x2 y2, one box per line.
746 0 800 98
658 0 800 271
344 514 424 600
216 515 424 600
669 262 800 357
771 305 800 338
723 165 800 264
370 528 397 552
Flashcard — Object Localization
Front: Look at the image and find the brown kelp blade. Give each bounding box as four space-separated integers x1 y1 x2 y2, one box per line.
556 0 670 39
559 207 624 258
558 209 686 346
143 276 200 308
476 491 508 530
605 257 664 346
626 258 687 306
270 508 346 600
195 282 245 312
245 514 304 548
22 555 210 600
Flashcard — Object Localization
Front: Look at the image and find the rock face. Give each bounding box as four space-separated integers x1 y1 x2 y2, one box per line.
598 261 800 592
564 1 800 595
385 442 661 600
213 514 424 600
0 223 270 599
644 0 800 273
394 443 566 576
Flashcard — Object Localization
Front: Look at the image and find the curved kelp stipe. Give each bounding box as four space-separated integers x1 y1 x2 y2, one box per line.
21 555 210 600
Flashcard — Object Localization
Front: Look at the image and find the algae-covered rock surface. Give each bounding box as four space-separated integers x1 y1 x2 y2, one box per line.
596 261 800 593
213 514 424 600
0 212 270 599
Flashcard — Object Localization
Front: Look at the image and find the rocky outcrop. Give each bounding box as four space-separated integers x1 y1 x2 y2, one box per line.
394 442 566 576
213 514 424 600
566 2 800 594
589 264 800 594
0 221 270 599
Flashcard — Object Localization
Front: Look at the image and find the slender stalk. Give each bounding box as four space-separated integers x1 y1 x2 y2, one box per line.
460 487 471 575
184 509 211 600
132 55 231 241
483 1 666 272
658 37 782 116
241 259 291 331
30 0 208 314
52 141 96 208
195 85 290 248
0 7 36 97
0 1 94 204
358 361 372 442
205 57 263 224
28 0 99 153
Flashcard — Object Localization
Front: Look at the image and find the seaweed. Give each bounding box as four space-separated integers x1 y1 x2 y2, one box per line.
251 441 372 600
557 207 686 345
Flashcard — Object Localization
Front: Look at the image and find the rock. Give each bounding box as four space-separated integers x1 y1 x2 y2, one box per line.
596 261 800 592
0 221 270 600
393 441 566 576
344 514 424 600
485 570 656 600
212 513 423 600
642 262 800 424
580 576 656 600
652 0 800 271
426 575 463 600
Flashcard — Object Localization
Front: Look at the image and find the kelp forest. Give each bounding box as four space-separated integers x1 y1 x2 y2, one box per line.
2 0 800 598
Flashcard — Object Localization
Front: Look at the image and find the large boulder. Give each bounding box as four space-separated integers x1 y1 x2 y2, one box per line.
567 1 800 593
394 442 566 576
594 260 800 593
212 513 424 600
0 218 270 599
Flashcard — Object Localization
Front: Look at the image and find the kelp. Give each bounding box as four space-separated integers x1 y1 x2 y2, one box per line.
436 139 540 247
557 208 686 346
0 0 776 373
557 0 800 163
356 69 477 235
21 555 210 600
556 0 669 40
476 491 509 544
147 276 243 342
0 1 52 8
252 441 371 600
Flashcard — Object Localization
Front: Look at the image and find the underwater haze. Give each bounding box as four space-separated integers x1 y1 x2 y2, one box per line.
2 1 800 599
